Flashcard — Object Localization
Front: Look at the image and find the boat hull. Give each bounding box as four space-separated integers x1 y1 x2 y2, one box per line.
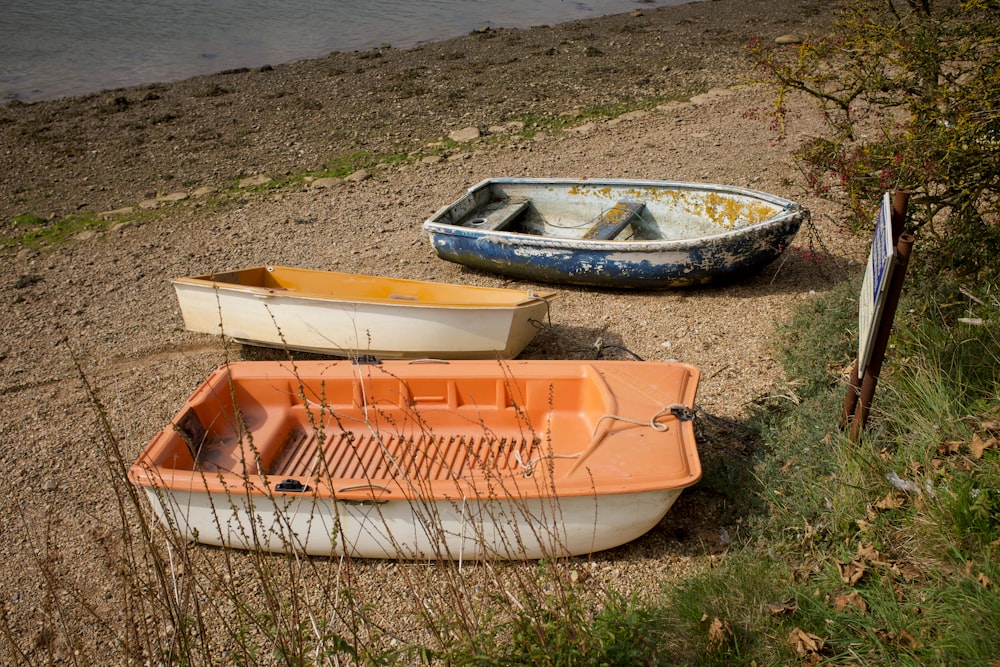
138 483 685 560
423 178 808 288
173 266 555 359
130 359 701 560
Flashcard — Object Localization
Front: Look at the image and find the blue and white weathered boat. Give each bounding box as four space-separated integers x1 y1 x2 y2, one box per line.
422 178 808 288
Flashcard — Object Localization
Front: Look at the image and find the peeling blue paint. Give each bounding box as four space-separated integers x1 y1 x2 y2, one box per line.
423 178 809 288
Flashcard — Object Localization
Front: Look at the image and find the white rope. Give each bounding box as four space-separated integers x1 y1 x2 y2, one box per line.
592 404 680 436
514 448 583 477
513 404 689 477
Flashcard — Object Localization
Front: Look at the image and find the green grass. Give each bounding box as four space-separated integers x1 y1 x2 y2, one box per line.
4 211 107 248
513 95 687 138
3 91 697 251
642 277 1000 666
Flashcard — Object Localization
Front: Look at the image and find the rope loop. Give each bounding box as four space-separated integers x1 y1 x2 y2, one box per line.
592 403 695 436
514 404 697 477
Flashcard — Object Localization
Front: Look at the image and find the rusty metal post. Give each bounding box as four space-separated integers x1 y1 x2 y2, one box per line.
850 233 915 442
840 359 861 429
890 191 909 244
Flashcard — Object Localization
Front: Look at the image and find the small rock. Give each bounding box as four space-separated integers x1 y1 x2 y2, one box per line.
310 177 344 189
110 221 135 233
191 186 216 197
98 207 135 219
345 169 371 183
448 126 481 143
42 480 58 491
608 110 649 125
138 199 160 210
156 191 188 203
775 34 802 45
421 155 444 165
238 174 271 188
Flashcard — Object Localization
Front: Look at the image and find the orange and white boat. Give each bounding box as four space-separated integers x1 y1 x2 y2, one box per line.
172 266 556 359
129 358 701 560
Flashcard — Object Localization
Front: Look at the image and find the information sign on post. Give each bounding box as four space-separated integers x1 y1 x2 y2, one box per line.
857 193 897 375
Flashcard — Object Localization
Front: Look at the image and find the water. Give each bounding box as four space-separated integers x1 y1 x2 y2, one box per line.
1 0 694 104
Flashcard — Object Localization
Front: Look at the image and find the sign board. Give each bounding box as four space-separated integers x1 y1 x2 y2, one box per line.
857 193 897 373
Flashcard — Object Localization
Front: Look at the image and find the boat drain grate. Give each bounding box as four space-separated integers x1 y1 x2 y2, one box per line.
268 427 538 481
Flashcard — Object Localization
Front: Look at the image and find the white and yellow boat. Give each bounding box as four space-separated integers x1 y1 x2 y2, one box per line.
172 266 556 359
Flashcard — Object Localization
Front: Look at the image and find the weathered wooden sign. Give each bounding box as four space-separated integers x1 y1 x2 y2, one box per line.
842 191 914 442
857 193 897 376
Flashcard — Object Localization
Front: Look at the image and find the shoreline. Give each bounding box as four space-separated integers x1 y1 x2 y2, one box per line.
4 0 707 105
0 0 834 224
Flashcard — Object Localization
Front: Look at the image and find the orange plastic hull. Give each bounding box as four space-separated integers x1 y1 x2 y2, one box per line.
130 359 701 558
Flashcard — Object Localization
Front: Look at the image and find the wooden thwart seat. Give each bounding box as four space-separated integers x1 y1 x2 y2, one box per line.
466 199 529 231
582 201 645 240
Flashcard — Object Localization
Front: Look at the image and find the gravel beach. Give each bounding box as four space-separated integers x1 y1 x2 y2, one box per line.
0 0 865 660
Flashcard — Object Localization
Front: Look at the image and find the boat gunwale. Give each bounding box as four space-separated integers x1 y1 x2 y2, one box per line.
422 177 806 249
131 470 701 504
129 360 702 502
171 265 559 309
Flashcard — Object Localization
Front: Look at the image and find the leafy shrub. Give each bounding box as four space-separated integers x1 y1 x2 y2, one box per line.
750 0 1000 281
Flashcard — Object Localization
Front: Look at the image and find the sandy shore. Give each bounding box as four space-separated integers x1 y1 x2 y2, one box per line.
0 0 865 660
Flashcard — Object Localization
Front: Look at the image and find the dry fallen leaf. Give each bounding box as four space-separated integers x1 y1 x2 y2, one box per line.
766 598 798 615
833 591 868 612
971 433 998 459
892 561 924 583
979 572 993 588
707 617 733 650
874 492 905 510
876 628 920 649
838 559 866 585
979 419 1000 434
788 627 825 657
898 629 919 648
937 440 962 456
857 543 882 563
